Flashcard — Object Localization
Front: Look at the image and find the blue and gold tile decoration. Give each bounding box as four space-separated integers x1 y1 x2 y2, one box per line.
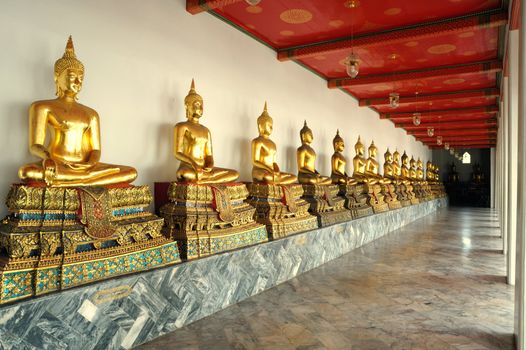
0 198 446 350
246 183 319 240
0 184 180 304
160 183 268 260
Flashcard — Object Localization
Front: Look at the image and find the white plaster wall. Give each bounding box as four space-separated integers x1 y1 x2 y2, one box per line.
0 0 431 217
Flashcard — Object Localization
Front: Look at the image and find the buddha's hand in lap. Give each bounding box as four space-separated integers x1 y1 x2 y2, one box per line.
43 159 57 186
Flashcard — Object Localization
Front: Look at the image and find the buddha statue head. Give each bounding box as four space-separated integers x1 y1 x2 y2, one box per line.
300 121 313 145
384 148 393 163
401 151 409 166
410 156 416 168
184 79 204 122
417 158 423 169
333 130 344 152
354 136 365 157
368 141 377 160
257 102 273 138
54 36 85 99
393 149 401 164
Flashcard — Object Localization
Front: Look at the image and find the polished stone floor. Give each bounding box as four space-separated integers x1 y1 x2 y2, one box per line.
137 208 514 350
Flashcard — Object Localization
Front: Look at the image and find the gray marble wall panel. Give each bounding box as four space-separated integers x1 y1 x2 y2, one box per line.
0 199 446 350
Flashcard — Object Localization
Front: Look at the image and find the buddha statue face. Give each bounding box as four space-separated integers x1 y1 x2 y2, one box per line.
368 142 377 159
402 153 409 166
384 150 393 163
257 103 273 137
55 68 84 97
393 150 400 163
300 121 313 145
355 137 364 157
410 158 416 168
53 36 85 99
333 130 344 152
185 80 204 122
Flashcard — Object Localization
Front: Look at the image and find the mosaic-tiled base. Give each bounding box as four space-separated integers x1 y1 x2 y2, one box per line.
0 184 170 304
0 199 447 350
246 183 318 240
337 183 374 220
388 201 403 210
301 184 353 227
160 182 267 259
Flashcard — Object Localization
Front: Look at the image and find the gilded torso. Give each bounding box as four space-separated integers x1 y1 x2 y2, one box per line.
175 121 211 167
297 144 317 172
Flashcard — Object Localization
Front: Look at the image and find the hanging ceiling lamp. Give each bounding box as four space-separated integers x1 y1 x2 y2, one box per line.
389 92 400 108
245 0 261 5
345 5 359 78
427 127 434 137
345 53 359 78
436 135 443 145
412 91 421 125
444 142 450 150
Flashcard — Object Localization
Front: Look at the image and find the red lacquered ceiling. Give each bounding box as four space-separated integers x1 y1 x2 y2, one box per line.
187 0 508 148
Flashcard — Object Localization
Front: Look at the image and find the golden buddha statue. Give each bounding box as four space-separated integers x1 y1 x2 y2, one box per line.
426 161 434 181
409 156 418 180
251 103 296 184
297 121 331 185
392 150 402 178
364 141 388 184
392 149 410 206
331 130 357 185
416 158 425 180
383 149 396 179
18 36 137 187
352 136 368 182
401 152 411 179
174 80 239 184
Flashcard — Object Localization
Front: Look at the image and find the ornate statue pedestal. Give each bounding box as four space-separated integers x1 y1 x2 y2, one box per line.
366 183 390 213
338 183 373 219
300 184 352 227
246 183 318 240
394 182 412 207
382 183 402 210
0 184 176 304
160 182 268 260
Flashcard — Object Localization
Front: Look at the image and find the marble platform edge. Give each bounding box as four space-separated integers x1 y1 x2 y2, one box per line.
0 198 447 350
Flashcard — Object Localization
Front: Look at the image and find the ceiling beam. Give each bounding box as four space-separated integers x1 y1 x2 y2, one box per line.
408 129 497 137
398 120 497 129
186 0 244 15
329 60 502 89
278 10 507 61
392 114 497 124
429 145 495 149
360 88 500 107
380 105 499 119
417 135 497 142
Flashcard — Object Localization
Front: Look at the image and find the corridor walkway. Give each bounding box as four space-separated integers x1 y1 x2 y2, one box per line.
138 208 514 350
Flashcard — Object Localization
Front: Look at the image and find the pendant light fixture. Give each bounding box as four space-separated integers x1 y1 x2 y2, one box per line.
245 0 261 5
344 7 359 78
444 142 450 150
412 91 421 126
437 136 443 146
427 127 434 137
389 92 400 108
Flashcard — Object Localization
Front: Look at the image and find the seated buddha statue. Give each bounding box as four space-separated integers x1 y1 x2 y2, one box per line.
251 102 296 184
18 36 137 187
352 136 368 182
174 80 239 184
426 161 434 182
416 158 425 180
383 149 396 180
409 157 418 180
364 141 389 185
297 121 331 185
392 149 409 204
400 152 411 180
330 130 357 185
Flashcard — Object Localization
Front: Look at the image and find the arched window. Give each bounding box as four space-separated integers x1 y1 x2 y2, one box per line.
462 152 471 164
